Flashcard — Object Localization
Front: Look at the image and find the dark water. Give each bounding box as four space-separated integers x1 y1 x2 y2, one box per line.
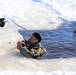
18 21 76 59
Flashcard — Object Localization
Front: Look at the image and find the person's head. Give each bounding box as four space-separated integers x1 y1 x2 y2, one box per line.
29 32 42 43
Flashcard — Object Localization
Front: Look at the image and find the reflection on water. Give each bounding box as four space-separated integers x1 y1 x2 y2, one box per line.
18 21 76 59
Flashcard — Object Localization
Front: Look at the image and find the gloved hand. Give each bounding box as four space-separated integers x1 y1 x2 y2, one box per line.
17 41 22 49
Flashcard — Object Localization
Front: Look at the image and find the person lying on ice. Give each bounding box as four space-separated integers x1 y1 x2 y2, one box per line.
17 32 47 59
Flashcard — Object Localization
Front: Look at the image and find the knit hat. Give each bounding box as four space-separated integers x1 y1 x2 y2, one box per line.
33 32 42 42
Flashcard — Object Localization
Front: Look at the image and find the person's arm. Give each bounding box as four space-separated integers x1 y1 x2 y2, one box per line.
21 40 28 47
17 39 28 48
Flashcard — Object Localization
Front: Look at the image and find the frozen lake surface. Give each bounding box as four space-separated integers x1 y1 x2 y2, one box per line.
0 0 76 74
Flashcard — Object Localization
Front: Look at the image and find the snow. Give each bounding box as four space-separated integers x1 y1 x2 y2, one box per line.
0 71 76 75
41 0 76 21
0 0 76 74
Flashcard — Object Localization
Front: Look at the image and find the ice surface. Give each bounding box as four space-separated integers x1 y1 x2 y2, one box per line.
0 0 76 74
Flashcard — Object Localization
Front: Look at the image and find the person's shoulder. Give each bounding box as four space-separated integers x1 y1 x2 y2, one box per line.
38 42 42 45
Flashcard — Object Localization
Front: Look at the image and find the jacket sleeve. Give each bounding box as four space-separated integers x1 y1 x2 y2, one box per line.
21 40 28 47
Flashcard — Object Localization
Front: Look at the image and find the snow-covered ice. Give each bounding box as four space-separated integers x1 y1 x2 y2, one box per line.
0 0 76 75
